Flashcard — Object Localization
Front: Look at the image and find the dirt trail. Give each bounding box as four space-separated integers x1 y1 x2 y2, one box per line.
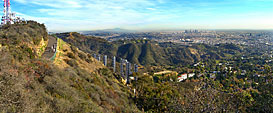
42 36 57 59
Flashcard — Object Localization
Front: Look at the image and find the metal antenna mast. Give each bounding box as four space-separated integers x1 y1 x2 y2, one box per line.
1 0 18 25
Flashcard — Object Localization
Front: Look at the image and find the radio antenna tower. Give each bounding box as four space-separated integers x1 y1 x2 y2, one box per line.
1 0 17 25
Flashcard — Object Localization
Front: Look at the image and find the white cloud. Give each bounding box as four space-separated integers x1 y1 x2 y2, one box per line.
12 0 273 31
14 0 84 8
146 8 156 10
13 0 166 31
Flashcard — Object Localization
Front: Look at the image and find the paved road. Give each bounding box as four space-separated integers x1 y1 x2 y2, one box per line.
42 36 57 59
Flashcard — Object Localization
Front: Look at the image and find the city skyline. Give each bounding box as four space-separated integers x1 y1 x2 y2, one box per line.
6 0 273 32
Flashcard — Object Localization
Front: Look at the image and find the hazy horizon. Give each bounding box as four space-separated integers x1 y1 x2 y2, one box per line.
7 0 273 32
62 28 273 33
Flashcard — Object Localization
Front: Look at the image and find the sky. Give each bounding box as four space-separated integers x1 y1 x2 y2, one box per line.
4 0 273 32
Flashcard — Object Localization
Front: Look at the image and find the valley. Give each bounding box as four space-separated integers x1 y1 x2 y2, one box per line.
0 21 272 112
0 0 272 112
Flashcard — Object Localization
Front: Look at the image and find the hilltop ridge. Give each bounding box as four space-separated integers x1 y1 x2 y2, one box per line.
0 22 140 112
56 32 243 67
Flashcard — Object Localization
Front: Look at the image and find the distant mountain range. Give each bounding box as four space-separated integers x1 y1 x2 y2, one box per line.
81 28 135 34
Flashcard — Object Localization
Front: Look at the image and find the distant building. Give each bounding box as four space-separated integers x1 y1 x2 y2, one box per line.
209 74 216 79
194 30 199 33
188 73 195 78
178 74 187 82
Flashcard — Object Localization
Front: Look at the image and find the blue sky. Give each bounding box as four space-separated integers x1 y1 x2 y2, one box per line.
5 0 273 32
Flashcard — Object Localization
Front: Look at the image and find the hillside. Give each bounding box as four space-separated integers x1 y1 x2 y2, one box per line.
56 32 243 67
0 22 140 112
0 22 271 113
56 32 117 55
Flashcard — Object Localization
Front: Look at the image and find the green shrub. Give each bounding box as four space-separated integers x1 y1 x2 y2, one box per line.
66 52 75 59
64 59 78 67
